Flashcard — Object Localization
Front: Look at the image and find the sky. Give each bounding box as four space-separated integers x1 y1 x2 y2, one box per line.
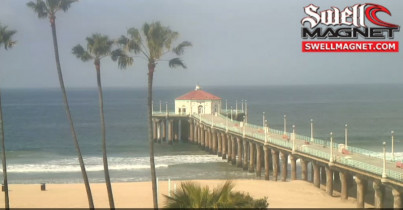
0 0 402 88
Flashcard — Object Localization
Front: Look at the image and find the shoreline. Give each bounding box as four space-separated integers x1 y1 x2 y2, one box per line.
0 179 365 208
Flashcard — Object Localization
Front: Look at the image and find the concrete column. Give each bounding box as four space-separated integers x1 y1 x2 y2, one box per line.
290 155 297 180
212 130 217 154
392 187 402 209
280 152 288 182
300 159 308 181
263 145 270 180
168 120 173 145
256 144 262 177
312 162 320 188
221 133 227 160
243 140 248 171
178 119 182 141
320 167 326 185
152 119 157 141
227 135 232 163
217 132 222 156
237 137 242 168
157 120 161 143
373 181 384 208
206 129 210 151
198 125 201 145
188 120 193 142
248 141 255 173
231 136 236 165
200 127 205 148
355 176 366 208
173 120 178 142
325 167 333 196
162 119 166 141
339 171 348 200
271 149 279 181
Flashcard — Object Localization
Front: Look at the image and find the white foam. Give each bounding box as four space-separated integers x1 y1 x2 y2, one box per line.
6 155 223 173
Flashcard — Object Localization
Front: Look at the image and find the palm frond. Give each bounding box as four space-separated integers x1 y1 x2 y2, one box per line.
57 0 78 12
111 49 133 69
173 41 192 55
0 24 17 50
72 44 93 61
27 0 48 18
85 33 113 58
169 58 186 69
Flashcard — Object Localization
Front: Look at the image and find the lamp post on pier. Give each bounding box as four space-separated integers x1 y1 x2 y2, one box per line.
345 124 348 149
330 132 334 163
292 125 296 153
245 100 248 123
230 106 233 121
159 100 162 113
382 141 387 180
235 100 238 115
391 131 395 161
283 114 287 136
241 99 244 112
310 119 313 142
165 102 168 117
242 116 245 138
265 120 269 143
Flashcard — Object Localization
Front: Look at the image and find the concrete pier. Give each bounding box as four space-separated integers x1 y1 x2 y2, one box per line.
355 176 366 208
339 171 348 200
212 130 217 154
271 149 279 181
290 155 297 180
280 152 288 182
325 167 333 196
217 132 222 156
300 159 308 181
231 136 236 165
169 119 173 144
243 140 248 171
221 133 227 159
227 135 232 163
256 144 262 177
373 181 384 208
312 162 320 188
392 187 402 209
264 145 270 180
248 142 255 173
237 138 242 168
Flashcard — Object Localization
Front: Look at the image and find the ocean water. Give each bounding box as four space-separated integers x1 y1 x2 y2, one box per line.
1 84 403 184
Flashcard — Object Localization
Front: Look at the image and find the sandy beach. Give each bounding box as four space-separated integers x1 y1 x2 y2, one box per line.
0 179 366 208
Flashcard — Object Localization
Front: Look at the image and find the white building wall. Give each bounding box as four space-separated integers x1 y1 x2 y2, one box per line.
175 100 221 115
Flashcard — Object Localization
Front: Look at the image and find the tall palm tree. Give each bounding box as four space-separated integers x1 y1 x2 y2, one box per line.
26 1 94 208
0 22 16 210
72 34 115 209
112 22 191 208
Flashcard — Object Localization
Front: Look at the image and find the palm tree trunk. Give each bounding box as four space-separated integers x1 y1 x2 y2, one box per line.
95 61 115 209
148 63 158 208
50 16 94 209
0 89 9 209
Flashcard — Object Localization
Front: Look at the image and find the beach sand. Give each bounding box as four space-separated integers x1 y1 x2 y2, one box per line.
0 179 367 208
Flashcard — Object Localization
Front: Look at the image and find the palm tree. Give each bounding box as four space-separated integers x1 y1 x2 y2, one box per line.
112 22 191 208
163 181 269 208
72 34 115 209
26 1 94 208
0 22 16 210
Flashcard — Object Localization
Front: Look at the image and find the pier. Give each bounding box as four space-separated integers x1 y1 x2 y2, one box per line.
152 87 403 208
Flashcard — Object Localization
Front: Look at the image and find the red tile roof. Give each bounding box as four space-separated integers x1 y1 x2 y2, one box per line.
176 89 221 100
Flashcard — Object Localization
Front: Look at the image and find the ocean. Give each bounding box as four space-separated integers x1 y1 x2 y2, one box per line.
1 84 403 184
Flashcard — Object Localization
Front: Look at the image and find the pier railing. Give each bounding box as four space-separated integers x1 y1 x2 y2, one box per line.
191 113 402 181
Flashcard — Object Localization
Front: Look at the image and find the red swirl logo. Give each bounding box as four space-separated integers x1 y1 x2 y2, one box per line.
365 4 399 28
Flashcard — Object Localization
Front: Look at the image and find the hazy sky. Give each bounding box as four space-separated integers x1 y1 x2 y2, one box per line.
0 0 402 88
